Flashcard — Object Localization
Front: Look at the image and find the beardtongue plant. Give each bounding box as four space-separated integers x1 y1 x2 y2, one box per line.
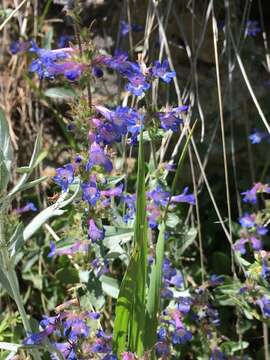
5 6 270 360
3 8 197 359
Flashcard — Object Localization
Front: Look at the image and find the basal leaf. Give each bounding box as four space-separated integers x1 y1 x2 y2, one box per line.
113 129 148 357
145 123 196 352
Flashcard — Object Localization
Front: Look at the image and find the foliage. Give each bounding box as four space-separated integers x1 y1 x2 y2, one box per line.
1 1 270 360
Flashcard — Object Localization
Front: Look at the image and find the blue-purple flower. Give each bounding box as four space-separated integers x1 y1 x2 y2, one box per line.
234 236 262 254
81 181 100 206
120 21 143 36
157 111 183 132
257 295 270 317
246 20 261 36
239 213 256 228
48 241 88 258
249 129 268 144
10 40 30 54
209 274 224 286
178 297 192 314
97 52 150 96
88 219 105 242
53 163 75 192
58 35 74 48
148 187 170 206
53 342 76 360
15 202 37 213
241 182 270 203
171 187 195 205
151 59 176 83
63 316 89 341
86 143 113 173
23 324 56 345
262 259 270 279
29 43 84 80
210 348 227 360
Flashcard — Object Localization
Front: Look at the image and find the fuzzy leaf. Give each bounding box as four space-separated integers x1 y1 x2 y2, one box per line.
23 182 80 241
44 87 77 100
0 108 13 172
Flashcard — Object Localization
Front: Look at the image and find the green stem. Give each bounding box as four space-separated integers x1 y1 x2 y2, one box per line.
0 214 41 360
263 323 269 360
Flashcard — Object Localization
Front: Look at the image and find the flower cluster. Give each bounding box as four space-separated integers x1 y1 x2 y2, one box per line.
23 301 119 360
14 26 197 360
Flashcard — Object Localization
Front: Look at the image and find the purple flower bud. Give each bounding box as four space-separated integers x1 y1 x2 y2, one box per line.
209 274 224 286
171 187 195 205
101 184 123 197
122 352 136 360
15 202 37 213
92 66 104 78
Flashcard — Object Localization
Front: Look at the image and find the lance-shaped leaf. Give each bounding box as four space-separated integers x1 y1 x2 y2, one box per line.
0 108 13 172
0 149 9 192
8 132 43 198
23 181 80 241
129 129 147 356
9 223 24 258
0 268 14 298
0 109 13 192
145 123 196 351
113 130 148 357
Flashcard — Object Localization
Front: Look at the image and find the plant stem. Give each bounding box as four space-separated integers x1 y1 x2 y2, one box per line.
0 213 41 360
263 323 269 360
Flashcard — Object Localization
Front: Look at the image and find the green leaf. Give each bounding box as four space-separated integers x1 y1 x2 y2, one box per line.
129 129 148 356
44 87 77 101
0 342 24 352
221 340 249 355
16 166 32 174
0 149 9 192
8 132 43 198
23 181 80 241
145 123 196 352
9 223 24 258
100 275 119 298
113 129 148 357
145 223 165 350
0 268 13 298
113 253 138 356
80 271 105 310
178 228 197 255
18 176 47 192
0 108 13 172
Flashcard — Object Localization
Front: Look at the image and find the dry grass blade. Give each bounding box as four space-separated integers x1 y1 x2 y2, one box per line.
0 0 28 32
